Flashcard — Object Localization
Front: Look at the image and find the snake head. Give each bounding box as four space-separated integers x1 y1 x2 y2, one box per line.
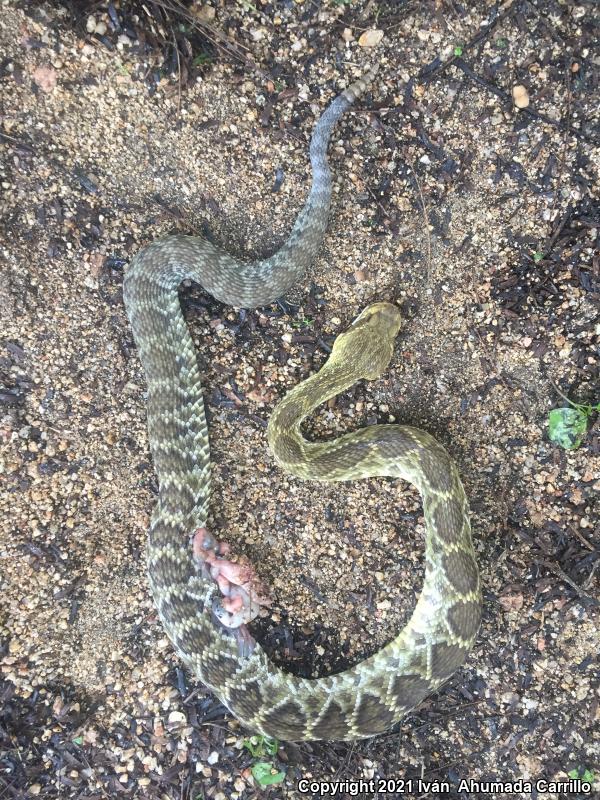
331 302 402 381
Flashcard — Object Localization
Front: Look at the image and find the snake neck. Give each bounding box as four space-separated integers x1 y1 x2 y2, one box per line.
267 355 391 481
268 358 354 439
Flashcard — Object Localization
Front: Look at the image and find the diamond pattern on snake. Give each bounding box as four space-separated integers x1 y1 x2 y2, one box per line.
123 67 481 741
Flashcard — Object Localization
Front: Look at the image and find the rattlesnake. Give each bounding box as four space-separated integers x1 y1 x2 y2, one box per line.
123 67 481 741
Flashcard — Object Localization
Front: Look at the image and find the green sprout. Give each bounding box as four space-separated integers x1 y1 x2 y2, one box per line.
243 736 284 788
251 761 286 787
291 316 313 329
243 734 279 757
454 45 463 56
548 385 599 451
568 767 595 783
533 251 544 263
193 53 212 66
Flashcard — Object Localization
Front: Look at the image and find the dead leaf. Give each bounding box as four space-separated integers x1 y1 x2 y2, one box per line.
247 388 275 404
498 591 524 611
222 388 243 407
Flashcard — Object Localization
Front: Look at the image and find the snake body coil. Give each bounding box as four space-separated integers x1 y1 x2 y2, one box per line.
123 69 481 741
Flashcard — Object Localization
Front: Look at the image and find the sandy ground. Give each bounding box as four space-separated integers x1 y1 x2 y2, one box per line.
1 0 598 798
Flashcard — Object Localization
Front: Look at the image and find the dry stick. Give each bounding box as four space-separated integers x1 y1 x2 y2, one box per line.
534 55 573 261
0 775 22 798
546 376 596 413
365 182 390 219
412 699 485 733
584 560 599 592
537 559 598 604
472 328 533 420
522 0 568 45
416 0 595 147
452 57 596 145
331 742 358 789
151 0 266 76
0 130 34 151
419 0 517 82
409 163 433 283
568 524 598 554
170 24 182 118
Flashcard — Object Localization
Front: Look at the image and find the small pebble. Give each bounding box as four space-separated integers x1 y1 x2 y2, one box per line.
358 29 384 48
512 84 530 108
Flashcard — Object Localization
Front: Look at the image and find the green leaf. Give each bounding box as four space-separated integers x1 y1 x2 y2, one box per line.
243 735 261 756
533 251 544 262
72 735 83 745
568 767 595 782
243 734 279 757
193 53 212 66
454 45 463 56
251 762 285 787
291 316 313 329
548 407 589 450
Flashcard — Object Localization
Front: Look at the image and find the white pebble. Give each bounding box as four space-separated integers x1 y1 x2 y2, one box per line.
512 84 530 109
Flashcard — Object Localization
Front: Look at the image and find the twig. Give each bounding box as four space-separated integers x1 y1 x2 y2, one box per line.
0 131 34 151
539 55 573 257
418 0 517 83
584 560 599 592
0 775 22 798
546 376 595 411
412 699 485 732
568 525 598 554
365 183 390 218
452 57 597 145
408 163 432 283
537 559 599 604
415 0 596 148
170 25 182 118
148 0 268 78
